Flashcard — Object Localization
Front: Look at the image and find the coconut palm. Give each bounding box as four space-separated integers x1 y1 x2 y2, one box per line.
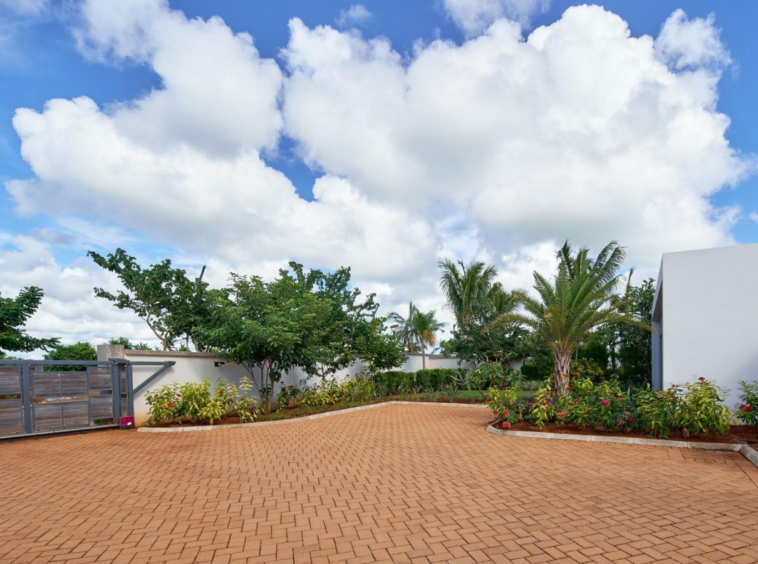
491 241 650 396
387 302 420 353
408 308 445 369
438 259 498 327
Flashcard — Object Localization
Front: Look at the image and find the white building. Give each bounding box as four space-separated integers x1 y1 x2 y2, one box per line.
652 243 758 409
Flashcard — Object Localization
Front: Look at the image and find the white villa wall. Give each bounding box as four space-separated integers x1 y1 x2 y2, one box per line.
656 243 758 410
99 347 475 425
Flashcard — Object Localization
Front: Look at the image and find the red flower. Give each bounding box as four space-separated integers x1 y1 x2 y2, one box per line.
502 421 511 429
745 406 755 412
571 372 580 377
219 389 225 395
601 400 609 406
167 402 174 408
154 394 159 398
698 376 706 382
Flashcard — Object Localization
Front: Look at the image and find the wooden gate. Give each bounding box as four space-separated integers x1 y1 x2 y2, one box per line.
0 360 132 439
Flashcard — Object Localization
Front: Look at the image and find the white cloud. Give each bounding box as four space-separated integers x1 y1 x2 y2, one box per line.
655 9 731 70
0 0 49 16
74 0 283 155
3 2 754 348
0 234 159 352
336 4 372 28
282 6 750 278
443 0 549 35
749 212 758 224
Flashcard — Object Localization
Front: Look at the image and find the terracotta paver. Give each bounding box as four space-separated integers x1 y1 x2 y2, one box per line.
1 404 757 564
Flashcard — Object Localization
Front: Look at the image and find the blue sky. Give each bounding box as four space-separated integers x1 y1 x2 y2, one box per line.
0 0 756 344
2 1 757 240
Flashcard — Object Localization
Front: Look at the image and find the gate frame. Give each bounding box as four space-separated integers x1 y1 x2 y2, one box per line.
0 359 172 440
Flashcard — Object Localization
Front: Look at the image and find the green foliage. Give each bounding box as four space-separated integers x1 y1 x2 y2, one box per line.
43 342 97 371
496 376 732 439
387 303 445 369
0 286 58 355
736 381 758 427
674 378 731 437
144 377 258 426
491 241 650 396
636 386 678 438
108 337 153 350
438 259 531 372
487 388 518 421
89 249 210 351
528 385 556 429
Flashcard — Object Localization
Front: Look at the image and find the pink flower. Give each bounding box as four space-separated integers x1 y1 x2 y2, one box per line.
502 422 511 429
601 400 609 406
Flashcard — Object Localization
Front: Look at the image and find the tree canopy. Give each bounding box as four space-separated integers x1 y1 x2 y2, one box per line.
0 286 58 356
89 249 209 350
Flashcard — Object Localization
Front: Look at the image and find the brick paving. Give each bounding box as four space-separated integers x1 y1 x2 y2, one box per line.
1 404 757 564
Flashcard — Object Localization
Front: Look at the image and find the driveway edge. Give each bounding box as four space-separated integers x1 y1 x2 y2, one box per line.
486 424 758 469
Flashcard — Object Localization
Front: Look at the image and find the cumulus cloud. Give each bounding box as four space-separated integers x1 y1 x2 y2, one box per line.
443 0 549 35
3 1 753 348
0 234 159 350
336 4 372 28
655 9 731 70
282 6 749 277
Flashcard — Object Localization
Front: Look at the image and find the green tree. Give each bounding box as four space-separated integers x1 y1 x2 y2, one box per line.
89 249 209 350
387 302 421 353
0 286 58 355
408 309 445 370
438 259 498 327
492 241 650 396
297 265 382 384
108 337 154 350
353 319 405 374
199 263 329 413
44 342 97 371
616 278 655 384
438 260 527 371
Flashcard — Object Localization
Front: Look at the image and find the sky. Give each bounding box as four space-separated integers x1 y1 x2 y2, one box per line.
0 0 756 350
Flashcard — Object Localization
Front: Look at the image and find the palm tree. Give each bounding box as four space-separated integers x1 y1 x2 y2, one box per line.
408 308 445 369
438 259 498 327
387 302 420 353
491 241 649 396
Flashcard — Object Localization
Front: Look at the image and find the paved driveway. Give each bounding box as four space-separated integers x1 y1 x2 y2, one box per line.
1 404 757 564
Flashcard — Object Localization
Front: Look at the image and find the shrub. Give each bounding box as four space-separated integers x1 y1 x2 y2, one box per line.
736 381 758 427
635 386 678 439
487 388 518 423
374 371 412 394
674 377 731 437
528 385 556 429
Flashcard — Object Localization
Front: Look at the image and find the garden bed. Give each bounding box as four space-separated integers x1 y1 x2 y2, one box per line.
145 395 489 428
492 420 758 445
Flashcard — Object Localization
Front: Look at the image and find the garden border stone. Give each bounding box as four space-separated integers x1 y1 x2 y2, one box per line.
486 424 758 470
137 400 488 433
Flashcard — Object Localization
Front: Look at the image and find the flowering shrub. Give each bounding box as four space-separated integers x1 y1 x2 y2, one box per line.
636 386 678 439
487 388 518 423
484 375 732 439
674 377 731 437
528 385 556 429
145 377 258 425
735 381 757 427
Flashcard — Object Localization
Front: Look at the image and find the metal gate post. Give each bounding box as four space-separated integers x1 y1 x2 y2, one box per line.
112 362 121 422
21 361 32 435
126 363 134 417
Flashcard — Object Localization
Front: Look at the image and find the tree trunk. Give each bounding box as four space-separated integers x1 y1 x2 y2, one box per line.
421 344 426 370
554 348 572 396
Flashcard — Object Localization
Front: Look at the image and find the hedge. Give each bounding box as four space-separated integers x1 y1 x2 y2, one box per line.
374 368 466 394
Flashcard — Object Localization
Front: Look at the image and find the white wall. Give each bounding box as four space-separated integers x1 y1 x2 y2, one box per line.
100 347 477 425
657 243 758 410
